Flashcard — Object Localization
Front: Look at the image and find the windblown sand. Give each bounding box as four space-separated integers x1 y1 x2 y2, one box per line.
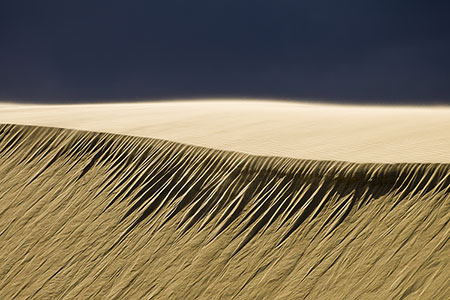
0 101 449 299
1 100 450 162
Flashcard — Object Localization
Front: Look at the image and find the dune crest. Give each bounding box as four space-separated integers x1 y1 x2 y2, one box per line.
0 124 449 299
1 100 450 162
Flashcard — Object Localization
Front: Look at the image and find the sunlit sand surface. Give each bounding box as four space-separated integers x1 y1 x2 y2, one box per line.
1 100 450 162
0 100 449 299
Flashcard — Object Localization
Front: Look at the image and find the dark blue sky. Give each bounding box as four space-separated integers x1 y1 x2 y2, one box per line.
1 1 449 103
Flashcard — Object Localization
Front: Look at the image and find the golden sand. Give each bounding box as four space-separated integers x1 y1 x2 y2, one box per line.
0 101 449 299
1 100 450 162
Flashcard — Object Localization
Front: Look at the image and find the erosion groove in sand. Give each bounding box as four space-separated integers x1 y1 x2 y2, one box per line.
0 124 449 299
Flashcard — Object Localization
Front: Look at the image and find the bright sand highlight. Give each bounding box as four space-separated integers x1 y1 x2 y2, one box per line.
1 100 450 162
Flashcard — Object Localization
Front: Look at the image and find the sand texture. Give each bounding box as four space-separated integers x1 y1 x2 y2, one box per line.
1 100 450 162
0 124 449 299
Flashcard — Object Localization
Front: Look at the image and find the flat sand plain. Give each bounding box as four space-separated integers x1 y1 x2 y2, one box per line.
1 100 450 162
0 100 449 299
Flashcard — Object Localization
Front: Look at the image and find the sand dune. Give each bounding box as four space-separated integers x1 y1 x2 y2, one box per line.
0 122 449 299
1 100 450 162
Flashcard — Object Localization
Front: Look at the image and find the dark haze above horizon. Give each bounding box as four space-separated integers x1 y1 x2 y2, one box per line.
1 1 449 104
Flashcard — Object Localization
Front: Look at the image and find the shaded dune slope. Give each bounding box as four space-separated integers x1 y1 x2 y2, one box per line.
0 124 449 299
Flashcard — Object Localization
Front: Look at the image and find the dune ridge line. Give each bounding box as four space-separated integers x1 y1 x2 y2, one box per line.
2 100 450 163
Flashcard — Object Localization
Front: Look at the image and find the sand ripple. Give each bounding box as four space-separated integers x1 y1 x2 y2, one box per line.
0 124 449 299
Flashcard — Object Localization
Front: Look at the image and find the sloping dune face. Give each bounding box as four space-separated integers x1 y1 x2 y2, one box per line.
0 124 449 299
